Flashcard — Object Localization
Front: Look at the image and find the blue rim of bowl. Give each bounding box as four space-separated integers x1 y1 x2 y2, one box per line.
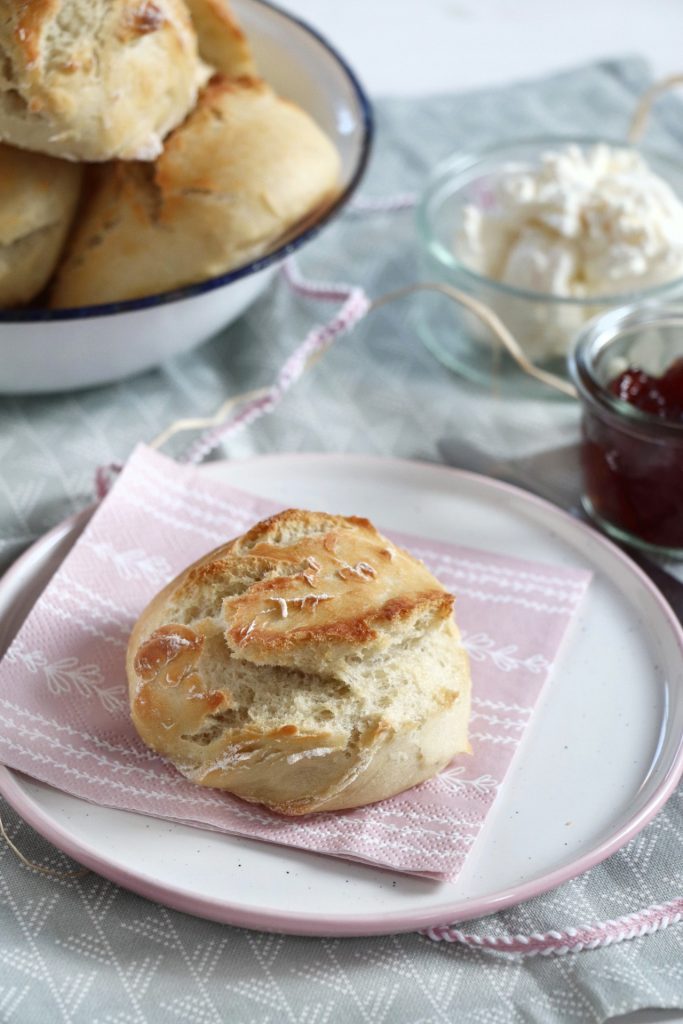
417 134 683 307
2 0 373 324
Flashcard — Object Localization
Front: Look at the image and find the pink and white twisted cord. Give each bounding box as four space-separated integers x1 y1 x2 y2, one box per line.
349 192 418 213
89 191 683 956
180 256 371 464
94 461 123 501
421 897 683 956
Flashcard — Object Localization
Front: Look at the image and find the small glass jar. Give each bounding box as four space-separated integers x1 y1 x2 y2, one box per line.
569 305 683 558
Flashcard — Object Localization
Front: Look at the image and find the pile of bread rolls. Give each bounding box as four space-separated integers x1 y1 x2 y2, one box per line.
0 0 341 309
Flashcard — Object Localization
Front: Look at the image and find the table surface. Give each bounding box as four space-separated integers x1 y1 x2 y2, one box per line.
2 4 683 1022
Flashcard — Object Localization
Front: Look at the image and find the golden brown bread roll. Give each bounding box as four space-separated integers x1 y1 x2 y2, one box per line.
0 0 202 161
183 0 256 76
126 510 472 816
50 76 341 307
0 144 81 307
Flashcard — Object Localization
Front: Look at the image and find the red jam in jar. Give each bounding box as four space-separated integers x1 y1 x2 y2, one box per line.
609 359 683 422
580 357 683 551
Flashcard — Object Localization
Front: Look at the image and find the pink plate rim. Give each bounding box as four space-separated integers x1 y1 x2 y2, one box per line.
1 452 682 937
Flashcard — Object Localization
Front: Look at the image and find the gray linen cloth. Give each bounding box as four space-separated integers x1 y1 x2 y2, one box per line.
1 57 683 1023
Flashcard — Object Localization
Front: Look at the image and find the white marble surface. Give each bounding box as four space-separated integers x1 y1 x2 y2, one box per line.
282 2 683 1021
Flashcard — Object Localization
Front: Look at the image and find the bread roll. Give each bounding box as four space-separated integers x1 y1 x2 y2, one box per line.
0 0 201 162
0 144 81 307
183 0 256 76
127 510 471 816
51 76 341 307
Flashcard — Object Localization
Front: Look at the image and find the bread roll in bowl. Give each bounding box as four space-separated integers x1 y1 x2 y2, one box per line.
0 0 202 162
0 144 81 307
184 0 256 76
127 510 471 816
50 75 341 307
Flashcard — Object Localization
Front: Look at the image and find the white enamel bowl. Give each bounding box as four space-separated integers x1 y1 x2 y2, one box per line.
0 0 372 395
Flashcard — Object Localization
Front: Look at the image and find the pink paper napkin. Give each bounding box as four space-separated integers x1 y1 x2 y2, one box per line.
0 445 590 881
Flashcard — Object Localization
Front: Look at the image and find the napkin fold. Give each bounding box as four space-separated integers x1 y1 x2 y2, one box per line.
0 445 590 880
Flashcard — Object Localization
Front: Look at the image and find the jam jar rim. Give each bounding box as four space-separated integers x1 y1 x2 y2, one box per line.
569 302 683 441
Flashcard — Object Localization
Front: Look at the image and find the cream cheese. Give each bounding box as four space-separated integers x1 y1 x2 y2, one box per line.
455 144 683 359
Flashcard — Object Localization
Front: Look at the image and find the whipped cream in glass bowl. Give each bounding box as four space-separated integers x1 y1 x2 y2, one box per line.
416 137 683 391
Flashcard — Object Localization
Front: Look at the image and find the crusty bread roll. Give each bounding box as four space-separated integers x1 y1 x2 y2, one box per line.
0 0 201 162
50 76 341 307
184 0 256 76
0 144 81 307
127 510 471 816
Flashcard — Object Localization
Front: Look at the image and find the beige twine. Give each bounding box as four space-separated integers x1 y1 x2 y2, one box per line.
150 386 271 451
370 282 577 398
148 279 577 451
0 809 88 879
628 73 683 144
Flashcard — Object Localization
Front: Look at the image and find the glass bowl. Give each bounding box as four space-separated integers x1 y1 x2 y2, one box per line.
569 304 683 558
416 136 683 394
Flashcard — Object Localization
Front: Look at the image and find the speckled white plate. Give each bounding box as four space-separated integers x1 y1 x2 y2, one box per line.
1 454 682 936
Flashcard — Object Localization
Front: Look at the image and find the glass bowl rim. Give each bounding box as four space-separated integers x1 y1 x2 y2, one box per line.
416 133 683 307
568 301 683 438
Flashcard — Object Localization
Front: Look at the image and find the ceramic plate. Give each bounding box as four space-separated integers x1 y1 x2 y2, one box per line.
1 454 682 936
